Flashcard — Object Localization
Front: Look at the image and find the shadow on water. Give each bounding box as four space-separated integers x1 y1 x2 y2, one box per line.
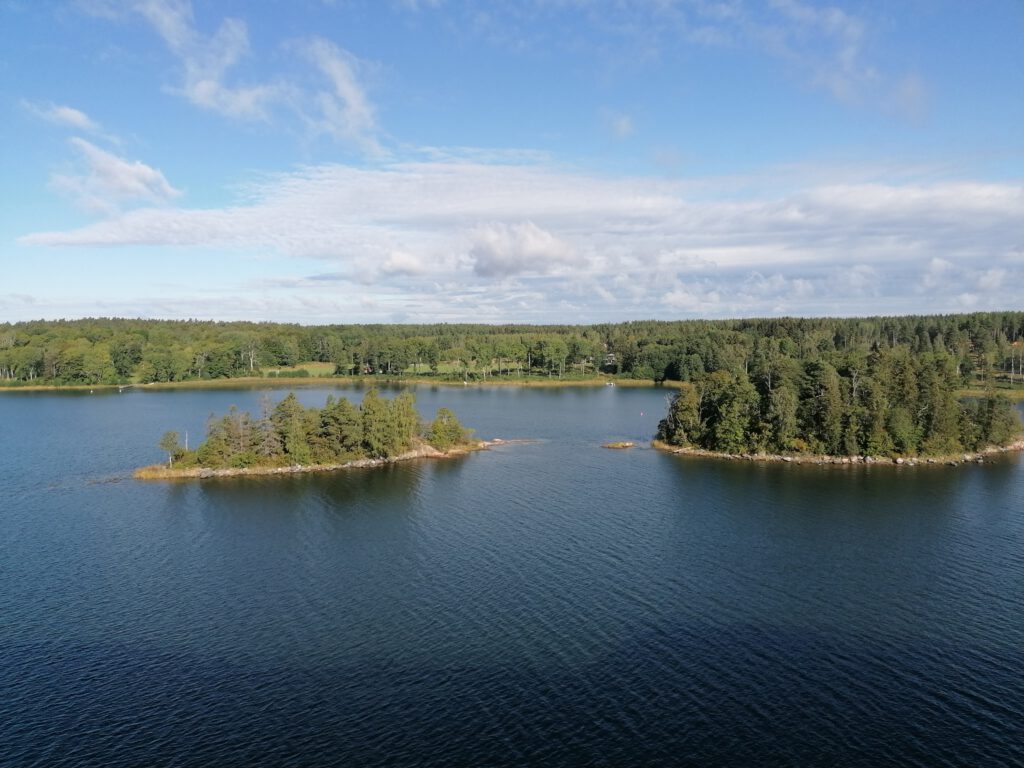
198 462 423 507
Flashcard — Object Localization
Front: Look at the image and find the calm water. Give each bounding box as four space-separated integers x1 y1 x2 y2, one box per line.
2 384 1023 767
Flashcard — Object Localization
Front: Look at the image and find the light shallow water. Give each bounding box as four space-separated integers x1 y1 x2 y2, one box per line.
2 385 1023 766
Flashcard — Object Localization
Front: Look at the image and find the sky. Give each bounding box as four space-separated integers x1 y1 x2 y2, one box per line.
1 0 1022 324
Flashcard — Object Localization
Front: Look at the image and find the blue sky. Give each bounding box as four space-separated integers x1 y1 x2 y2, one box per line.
2 0 1022 323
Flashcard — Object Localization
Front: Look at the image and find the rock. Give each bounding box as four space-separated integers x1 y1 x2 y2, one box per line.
896 457 904 465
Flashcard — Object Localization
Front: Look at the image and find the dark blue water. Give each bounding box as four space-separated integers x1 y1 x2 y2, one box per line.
2 385 1023 766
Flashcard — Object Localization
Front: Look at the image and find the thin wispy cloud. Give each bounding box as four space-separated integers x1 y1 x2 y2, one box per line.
22 101 104 133
50 137 181 214
109 0 284 120
79 0 381 151
447 0 921 113
300 37 382 154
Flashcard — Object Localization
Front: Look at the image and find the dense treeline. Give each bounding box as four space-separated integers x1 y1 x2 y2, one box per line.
2 313 1023 389
159 391 473 470
656 345 1021 457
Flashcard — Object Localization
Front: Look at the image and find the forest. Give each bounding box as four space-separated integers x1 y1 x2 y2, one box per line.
1 312 1023 393
656 345 1021 458
156 391 473 471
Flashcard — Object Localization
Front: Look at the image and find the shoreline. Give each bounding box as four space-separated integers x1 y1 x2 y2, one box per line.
133 439 522 481
2 375 674 393
651 438 1024 467
3 376 1022 399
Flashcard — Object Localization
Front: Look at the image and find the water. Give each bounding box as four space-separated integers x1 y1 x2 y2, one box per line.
2 384 1023 766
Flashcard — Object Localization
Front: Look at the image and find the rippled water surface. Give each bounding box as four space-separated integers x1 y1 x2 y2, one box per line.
2 385 1023 766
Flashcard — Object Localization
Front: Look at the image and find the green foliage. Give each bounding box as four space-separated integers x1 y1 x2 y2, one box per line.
4 314 1023 457
968 393 1021 448
428 407 471 449
657 381 701 446
711 375 759 454
3 313 1022 391
359 390 391 458
175 390 458 469
159 431 181 467
658 349 1022 457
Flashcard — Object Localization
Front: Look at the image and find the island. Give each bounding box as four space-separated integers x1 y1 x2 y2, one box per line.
655 344 1023 465
136 390 482 479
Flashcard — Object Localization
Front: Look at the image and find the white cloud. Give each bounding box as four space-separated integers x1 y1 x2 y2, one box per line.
50 137 181 213
381 250 428 276
977 268 1006 291
129 0 282 120
300 37 381 153
469 221 580 277
83 1 379 151
956 292 979 308
662 283 723 313
834 264 879 296
19 153 1024 320
919 257 954 291
22 101 103 133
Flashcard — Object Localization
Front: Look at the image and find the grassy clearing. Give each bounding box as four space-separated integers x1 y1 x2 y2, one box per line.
959 387 1024 402
263 361 337 377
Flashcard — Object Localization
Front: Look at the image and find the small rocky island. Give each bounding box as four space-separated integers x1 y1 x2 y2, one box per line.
137 391 481 479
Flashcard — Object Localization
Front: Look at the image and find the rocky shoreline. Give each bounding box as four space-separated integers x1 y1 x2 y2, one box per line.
134 439 520 480
651 439 1024 467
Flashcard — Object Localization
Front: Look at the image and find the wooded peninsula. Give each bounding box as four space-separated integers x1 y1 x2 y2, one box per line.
2 313 1023 395
137 391 477 479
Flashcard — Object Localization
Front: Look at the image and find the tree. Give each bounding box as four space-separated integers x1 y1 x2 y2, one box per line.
974 393 1022 448
360 389 392 458
800 361 843 454
428 407 470 449
256 396 283 460
712 375 759 454
657 382 701 446
272 393 312 464
919 356 964 455
767 384 799 452
390 391 421 451
159 431 181 468
319 395 362 459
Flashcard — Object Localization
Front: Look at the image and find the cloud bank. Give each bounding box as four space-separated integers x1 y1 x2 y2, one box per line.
21 154 1023 321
